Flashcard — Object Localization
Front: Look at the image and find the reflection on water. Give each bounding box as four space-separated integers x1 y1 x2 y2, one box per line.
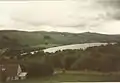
43 43 111 53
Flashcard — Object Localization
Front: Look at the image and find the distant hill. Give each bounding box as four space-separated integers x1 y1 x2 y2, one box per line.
0 30 120 48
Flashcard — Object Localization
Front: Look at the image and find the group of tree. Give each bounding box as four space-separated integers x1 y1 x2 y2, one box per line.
45 43 120 72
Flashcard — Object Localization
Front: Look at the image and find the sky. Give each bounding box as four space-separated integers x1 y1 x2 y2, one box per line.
0 0 120 34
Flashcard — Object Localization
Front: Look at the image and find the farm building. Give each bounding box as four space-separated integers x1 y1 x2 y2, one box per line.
0 60 27 82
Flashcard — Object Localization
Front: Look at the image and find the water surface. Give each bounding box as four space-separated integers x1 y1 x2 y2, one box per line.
43 43 110 53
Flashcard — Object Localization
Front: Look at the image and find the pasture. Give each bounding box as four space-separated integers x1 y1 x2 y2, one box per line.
10 71 120 83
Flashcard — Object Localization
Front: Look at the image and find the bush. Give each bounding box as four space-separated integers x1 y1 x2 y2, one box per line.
23 62 54 78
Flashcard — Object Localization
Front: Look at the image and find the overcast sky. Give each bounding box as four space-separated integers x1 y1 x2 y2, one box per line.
0 0 120 34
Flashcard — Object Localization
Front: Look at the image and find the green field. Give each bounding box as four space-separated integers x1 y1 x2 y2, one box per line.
9 71 120 83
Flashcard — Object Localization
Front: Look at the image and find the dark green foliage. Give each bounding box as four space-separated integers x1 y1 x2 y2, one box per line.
24 62 54 78
50 55 63 68
0 70 7 82
43 35 51 40
47 43 120 72
0 35 22 49
63 56 78 70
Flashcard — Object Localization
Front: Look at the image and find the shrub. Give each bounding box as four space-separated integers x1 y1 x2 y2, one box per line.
24 62 54 78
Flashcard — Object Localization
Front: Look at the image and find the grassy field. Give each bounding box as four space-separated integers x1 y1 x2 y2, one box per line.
9 71 120 83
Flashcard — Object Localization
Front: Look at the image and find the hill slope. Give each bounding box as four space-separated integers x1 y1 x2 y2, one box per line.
0 30 120 48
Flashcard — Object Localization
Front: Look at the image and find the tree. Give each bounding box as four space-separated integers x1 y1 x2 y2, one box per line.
44 35 51 40
24 62 54 78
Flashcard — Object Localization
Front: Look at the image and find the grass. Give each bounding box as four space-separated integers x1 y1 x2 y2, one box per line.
8 71 120 83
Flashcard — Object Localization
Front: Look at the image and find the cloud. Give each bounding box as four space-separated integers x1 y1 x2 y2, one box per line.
96 0 120 20
0 0 120 34
0 24 4 27
10 0 106 29
97 0 120 8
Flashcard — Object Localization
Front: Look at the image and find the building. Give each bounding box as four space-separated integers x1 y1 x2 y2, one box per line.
0 60 27 82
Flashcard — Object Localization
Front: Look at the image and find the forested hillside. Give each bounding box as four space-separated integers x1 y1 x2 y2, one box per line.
0 30 120 49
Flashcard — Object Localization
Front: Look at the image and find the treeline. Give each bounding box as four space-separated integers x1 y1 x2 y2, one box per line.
46 43 120 72
19 43 120 73
20 62 54 78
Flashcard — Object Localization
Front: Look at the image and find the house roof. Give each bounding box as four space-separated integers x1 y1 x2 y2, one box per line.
0 64 19 77
19 72 27 77
0 59 22 77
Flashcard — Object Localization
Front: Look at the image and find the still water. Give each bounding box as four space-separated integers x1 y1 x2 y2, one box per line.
43 43 112 53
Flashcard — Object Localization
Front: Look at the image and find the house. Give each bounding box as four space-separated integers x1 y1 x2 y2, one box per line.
0 60 27 82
